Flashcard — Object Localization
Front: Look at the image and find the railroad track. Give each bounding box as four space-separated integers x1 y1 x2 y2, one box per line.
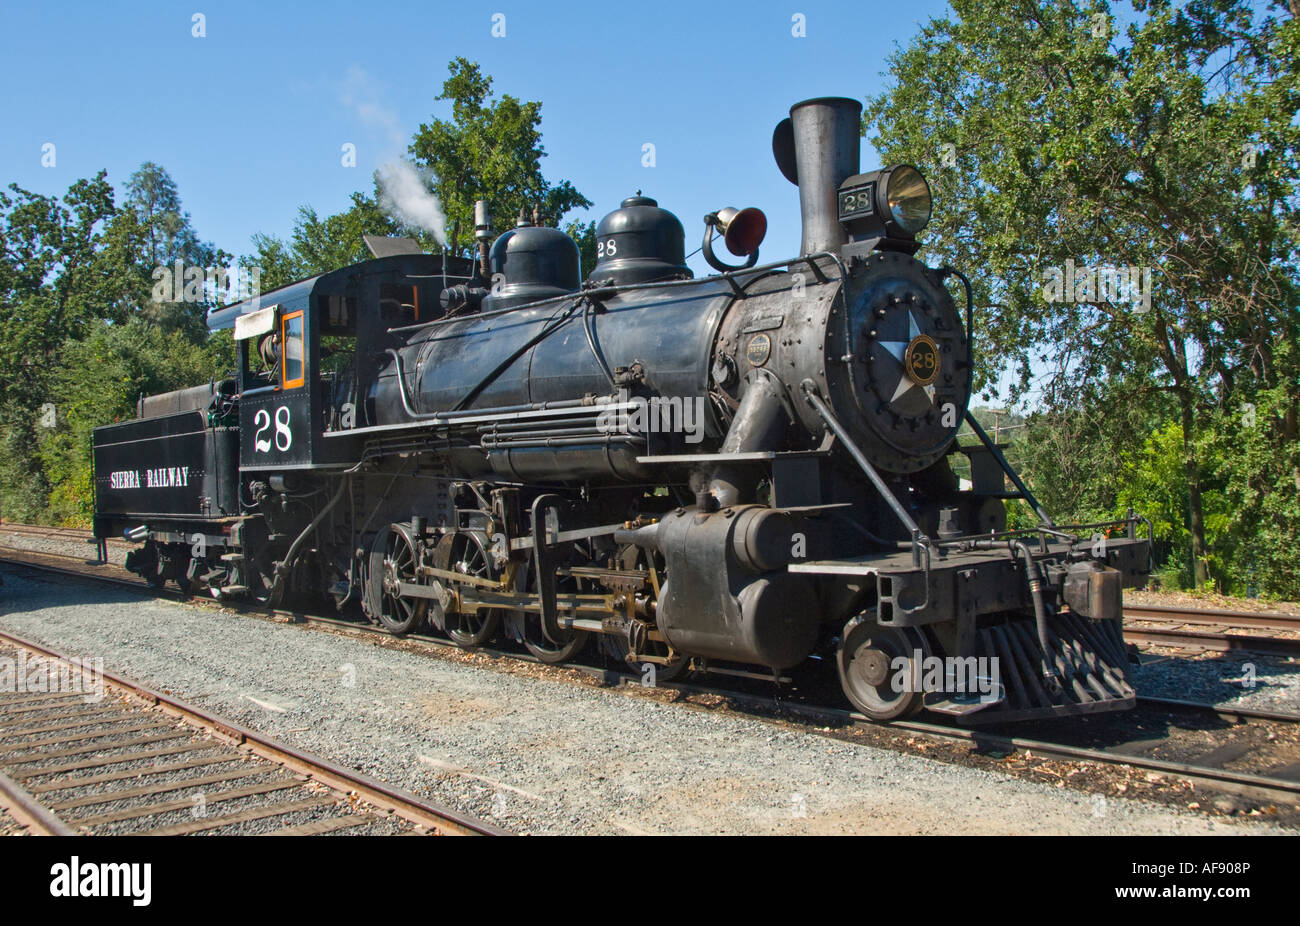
0 522 121 547
0 523 91 540
1126 602 1300 630
1124 625 1300 657
1121 602 1300 657
3 547 1298 731
0 627 504 836
2 552 1299 819
663 682 1300 807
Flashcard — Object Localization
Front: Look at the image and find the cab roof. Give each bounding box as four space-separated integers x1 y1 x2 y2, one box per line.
205 253 470 332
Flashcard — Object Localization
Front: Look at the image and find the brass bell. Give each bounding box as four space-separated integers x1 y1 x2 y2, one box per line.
711 207 767 256
702 206 767 272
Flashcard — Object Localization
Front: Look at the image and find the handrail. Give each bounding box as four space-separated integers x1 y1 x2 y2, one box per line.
384 252 847 336
963 410 1054 527
800 380 931 569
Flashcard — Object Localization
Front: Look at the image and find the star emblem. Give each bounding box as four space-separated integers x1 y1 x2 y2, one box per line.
878 310 937 405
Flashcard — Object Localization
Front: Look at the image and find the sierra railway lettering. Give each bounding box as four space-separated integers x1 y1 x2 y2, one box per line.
146 466 190 488
109 467 190 489
109 470 141 489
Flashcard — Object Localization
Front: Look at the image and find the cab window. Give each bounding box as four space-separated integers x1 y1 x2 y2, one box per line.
282 310 305 389
379 283 419 326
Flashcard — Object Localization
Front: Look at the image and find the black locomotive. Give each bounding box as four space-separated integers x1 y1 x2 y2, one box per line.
93 98 1150 723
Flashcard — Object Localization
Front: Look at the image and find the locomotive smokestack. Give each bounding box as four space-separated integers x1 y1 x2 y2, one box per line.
773 97 863 255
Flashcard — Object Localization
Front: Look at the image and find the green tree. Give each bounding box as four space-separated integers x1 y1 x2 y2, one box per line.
125 162 228 337
126 163 207 269
564 219 597 278
248 59 594 286
0 172 126 519
0 172 122 417
865 0 1300 589
36 319 232 524
0 171 120 512
0 165 232 523
248 189 398 290
409 57 591 256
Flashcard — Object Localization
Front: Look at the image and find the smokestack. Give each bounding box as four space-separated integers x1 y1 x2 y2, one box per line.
772 97 863 256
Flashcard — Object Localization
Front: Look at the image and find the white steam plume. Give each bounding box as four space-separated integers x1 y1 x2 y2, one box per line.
377 160 448 249
340 66 449 248
341 65 404 148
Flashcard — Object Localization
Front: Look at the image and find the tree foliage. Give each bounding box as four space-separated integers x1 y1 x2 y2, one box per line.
409 57 591 256
248 190 398 290
866 0 1300 594
0 165 228 523
248 58 592 287
38 321 232 523
564 219 598 278
0 172 123 417
126 162 228 338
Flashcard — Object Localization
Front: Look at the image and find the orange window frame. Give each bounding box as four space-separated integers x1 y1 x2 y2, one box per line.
281 310 306 389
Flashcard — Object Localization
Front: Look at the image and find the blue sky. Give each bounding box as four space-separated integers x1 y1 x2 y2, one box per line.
0 0 955 272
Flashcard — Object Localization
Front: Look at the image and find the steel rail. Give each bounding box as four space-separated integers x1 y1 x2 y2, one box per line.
572 669 1300 805
0 766 76 835
886 718 1300 805
0 625 506 836
1125 602 1300 632
1138 695 1300 726
1123 626 1300 657
283 606 1300 804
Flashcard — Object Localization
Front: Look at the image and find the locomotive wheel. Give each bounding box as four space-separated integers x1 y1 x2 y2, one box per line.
367 523 426 636
434 531 501 648
519 612 588 664
601 633 690 683
137 541 167 590
141 543 193 595
837 612 928 722
509 569 588 665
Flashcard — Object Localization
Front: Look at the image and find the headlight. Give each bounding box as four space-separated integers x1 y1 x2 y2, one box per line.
883 165 931 235
837 163 933 244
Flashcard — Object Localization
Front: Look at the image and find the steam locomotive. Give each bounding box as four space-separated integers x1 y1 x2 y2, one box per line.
92 97 1150 723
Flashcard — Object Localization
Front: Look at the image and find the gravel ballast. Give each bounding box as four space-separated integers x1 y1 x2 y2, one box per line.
1 565 1293 835
0 527 128 567
1132 650 1300 715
